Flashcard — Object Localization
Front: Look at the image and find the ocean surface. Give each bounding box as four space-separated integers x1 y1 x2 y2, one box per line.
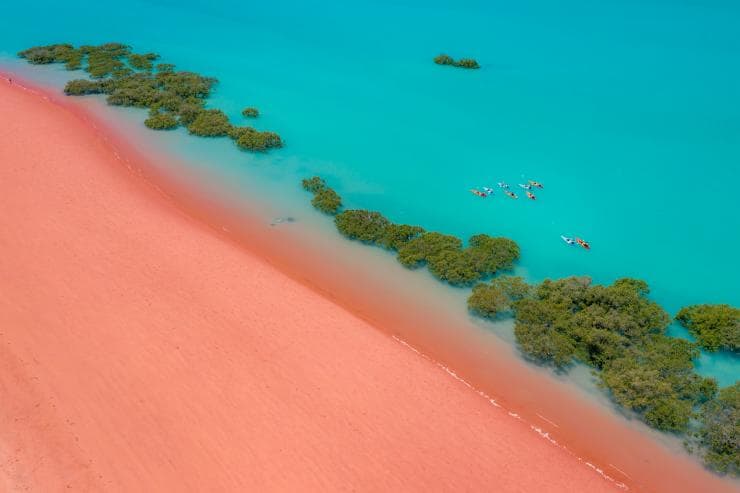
1 0 738 387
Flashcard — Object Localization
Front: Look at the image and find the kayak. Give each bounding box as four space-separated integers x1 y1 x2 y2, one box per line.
505 191 518 199
483 187 494 194
561 235 576 245
526 191 536 200
529 180 544 189
518 183 532 190
576 237 591 250
470 189 487 198
497 182 509 189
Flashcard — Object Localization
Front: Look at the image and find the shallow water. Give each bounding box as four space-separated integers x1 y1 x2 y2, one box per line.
1 0 737 384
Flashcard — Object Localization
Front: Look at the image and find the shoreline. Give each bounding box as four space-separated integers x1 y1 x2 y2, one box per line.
0 73 735 491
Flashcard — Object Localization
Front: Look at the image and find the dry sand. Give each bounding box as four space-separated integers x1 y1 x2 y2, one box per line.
0 78 623 491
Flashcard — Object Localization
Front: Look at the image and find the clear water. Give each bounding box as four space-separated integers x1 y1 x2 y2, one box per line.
1 0 738 386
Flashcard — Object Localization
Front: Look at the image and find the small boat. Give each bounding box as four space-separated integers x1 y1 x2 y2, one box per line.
497 182 510 189
576 237 591 250
505 190 518 199
529 180 544 189
518 183 532 190
470 189 487 198
526 191 536 200
561 235 576 245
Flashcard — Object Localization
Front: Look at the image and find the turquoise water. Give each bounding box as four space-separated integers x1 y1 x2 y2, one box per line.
1 0 738 385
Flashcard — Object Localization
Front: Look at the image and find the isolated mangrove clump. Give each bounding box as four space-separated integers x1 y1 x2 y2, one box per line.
676 304 739 353
455 58 480 69
18 42 283 153
187 109 231 137
230 127 283 151
433 53 480 69
302 176 327 193
312 189 342 215
301 176 342 215
242 107 259 118
433 54 454 66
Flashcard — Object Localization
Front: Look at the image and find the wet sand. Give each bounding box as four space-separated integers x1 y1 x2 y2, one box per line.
0 79 625 491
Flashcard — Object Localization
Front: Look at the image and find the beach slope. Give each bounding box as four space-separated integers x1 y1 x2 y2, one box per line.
0 79 620 491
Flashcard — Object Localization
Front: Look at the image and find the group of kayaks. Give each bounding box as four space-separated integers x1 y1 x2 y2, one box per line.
469 179 592 250
469 180 544 201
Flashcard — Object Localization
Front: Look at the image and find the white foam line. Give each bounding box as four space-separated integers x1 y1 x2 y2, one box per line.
609 463 632 479
391 334 630 490
584 462 628 489
394 336 499 409
530 425 560 446
536 413 559 428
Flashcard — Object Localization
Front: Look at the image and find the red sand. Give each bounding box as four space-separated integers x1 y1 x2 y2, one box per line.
0 79 622 491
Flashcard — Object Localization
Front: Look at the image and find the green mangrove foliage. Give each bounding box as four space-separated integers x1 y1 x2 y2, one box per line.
473 276 718 433
242 107 259 118
312 189 342 215
334 210 428 250
18 43 82 69
381 224 425 251
335 210 390 242
301 176 328 194
676 304 739 353
470 276 739 472
229 126 282 151
468 275 530 318
396 233 519 286
433 53 480 69
188 109 231 136
301 176 343 215
301 177 519 286
64 79 109 95
128 53 159 71
144 111 178 130
18 42 283 153
694 382 739 474
600 338 715 432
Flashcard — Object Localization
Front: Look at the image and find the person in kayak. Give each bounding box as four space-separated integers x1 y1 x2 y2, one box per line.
561 235 576 245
